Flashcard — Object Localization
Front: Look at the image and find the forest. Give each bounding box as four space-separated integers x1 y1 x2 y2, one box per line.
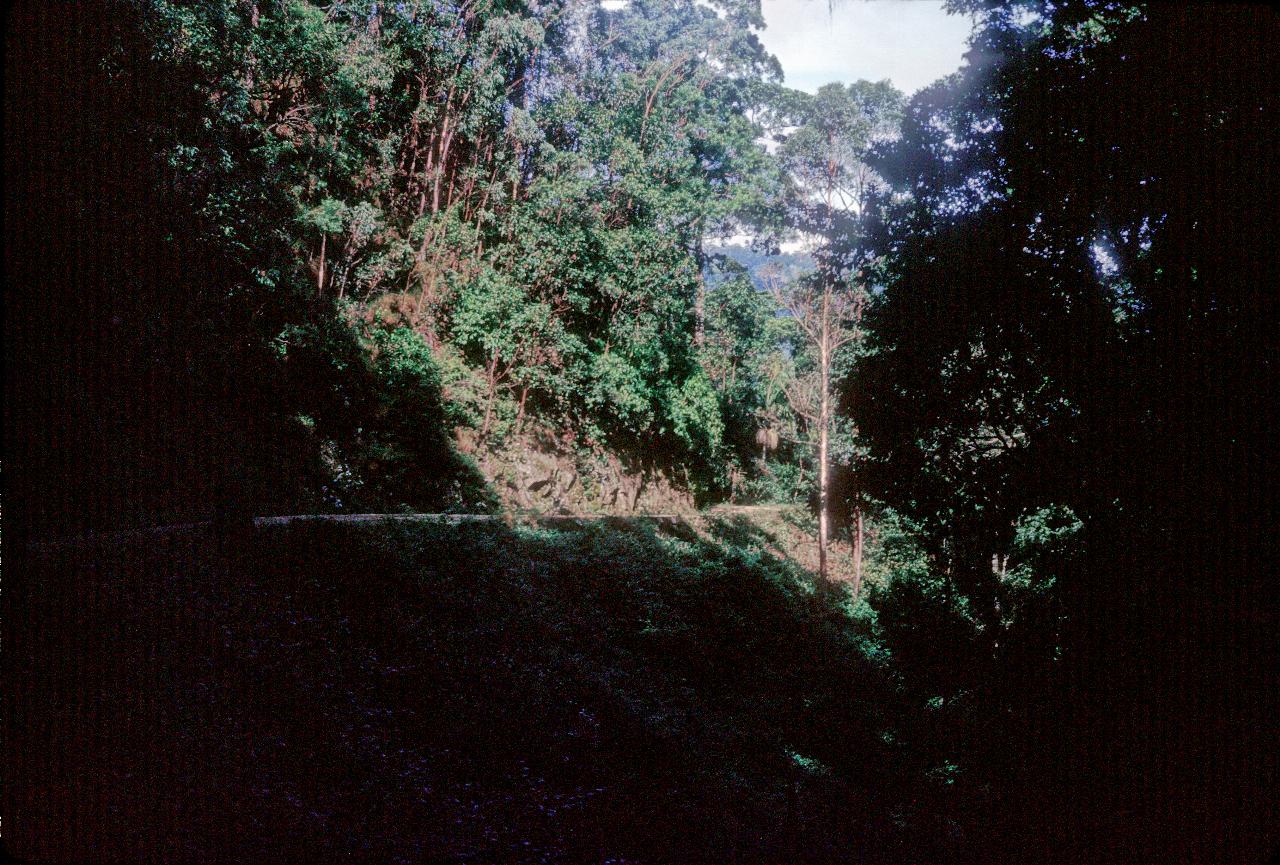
4 1 1277 863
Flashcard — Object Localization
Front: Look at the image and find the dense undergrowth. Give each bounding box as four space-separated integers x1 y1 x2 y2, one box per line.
11 520 978 864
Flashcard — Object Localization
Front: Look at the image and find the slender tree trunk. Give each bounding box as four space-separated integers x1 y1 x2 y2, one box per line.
850 287 866 593
417 141 433 217
853 506 864 595
694 269 706 347
417 270 437 328
693 228 706 346
514 386 529 436
814 144 842 582
317 233 326 296
817 285 831 582
432 119 454 216
480 353 500 440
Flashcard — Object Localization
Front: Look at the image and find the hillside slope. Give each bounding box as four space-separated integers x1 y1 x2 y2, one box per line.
8 519 942 864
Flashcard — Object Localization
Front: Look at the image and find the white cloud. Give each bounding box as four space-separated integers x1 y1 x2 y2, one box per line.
758 0 974 95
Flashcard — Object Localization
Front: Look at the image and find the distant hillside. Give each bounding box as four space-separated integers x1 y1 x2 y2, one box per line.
706 244 814 290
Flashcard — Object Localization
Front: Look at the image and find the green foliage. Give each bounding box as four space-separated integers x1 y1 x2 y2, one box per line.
280 316 496 513
668 370 725 456
110 0 803 507
1006 503 1082 592
300 198 349 236
852 3 1279 858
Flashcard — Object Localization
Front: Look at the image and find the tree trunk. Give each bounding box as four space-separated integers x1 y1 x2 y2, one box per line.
317 232 326 296
815 143 841 583
852 506 864 595
514 386 529 436
693 230 706 346
480 354 499 440
817 285 830 582
432 119 454 216
694 270 706 347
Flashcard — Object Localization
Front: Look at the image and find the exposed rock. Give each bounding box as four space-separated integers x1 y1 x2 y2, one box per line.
461 424 695 515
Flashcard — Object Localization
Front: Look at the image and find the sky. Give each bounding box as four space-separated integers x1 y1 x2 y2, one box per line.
757 0 974 95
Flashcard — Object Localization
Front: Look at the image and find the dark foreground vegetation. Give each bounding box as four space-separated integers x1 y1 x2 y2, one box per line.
10 520 953 864
5 0 1278 862
8 513 1276 864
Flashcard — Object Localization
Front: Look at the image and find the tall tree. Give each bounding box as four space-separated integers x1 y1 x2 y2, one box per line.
772 80 902 582
860 2 1279 859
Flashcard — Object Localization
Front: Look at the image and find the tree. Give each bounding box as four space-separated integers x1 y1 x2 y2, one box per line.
770 80 903 583
765 267 861 582
859 2 1279 858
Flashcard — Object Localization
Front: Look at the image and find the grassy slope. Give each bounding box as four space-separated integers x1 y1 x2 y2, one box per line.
8 519 942 864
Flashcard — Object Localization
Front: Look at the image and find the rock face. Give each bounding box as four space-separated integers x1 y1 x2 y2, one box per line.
463 427 694 515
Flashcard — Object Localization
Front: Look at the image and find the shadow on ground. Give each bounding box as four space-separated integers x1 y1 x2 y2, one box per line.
6 518 943 864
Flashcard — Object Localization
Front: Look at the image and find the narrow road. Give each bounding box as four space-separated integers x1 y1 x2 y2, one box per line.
25 509 766 554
